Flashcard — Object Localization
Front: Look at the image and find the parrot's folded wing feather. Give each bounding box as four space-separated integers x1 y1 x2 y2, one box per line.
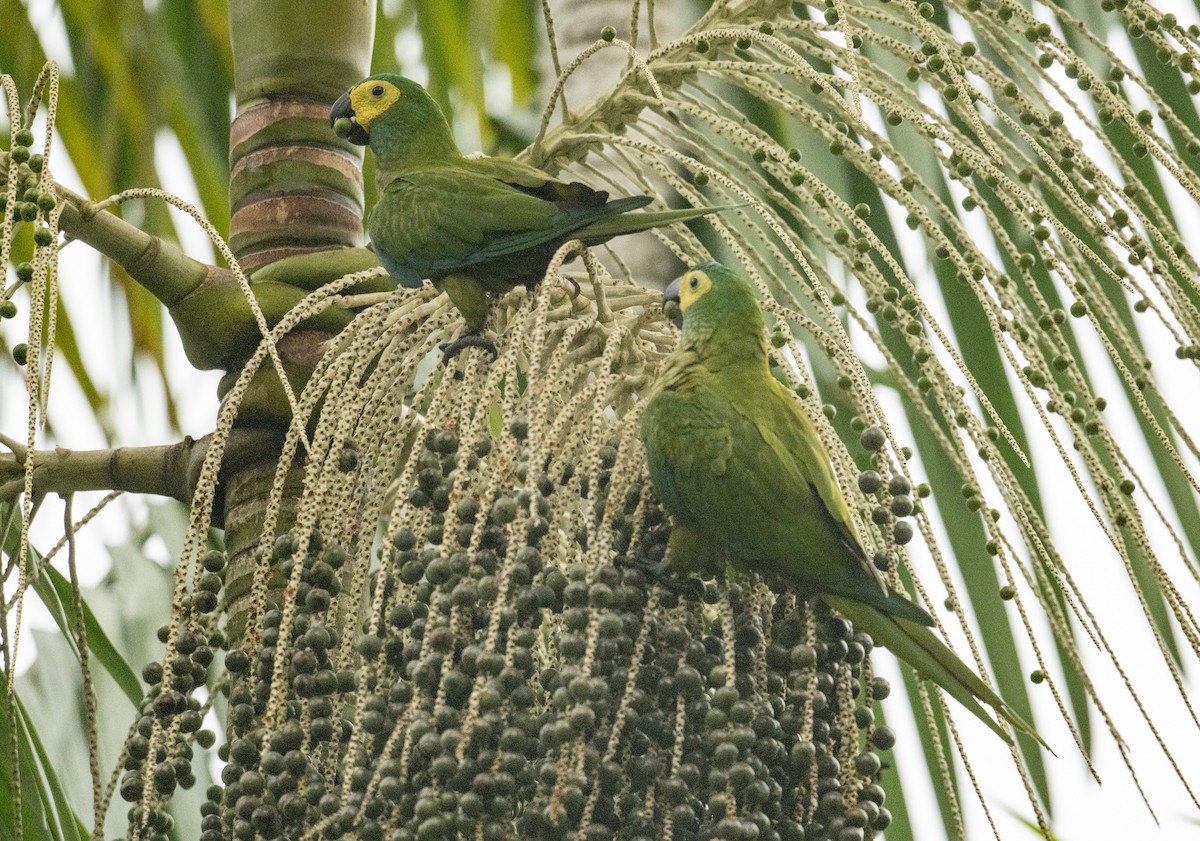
463 156 609 202
375 171 658 278
755 382 861 545
747 385 936 627
374 171 555 271
643 378 930 621
573 205 733 243
708 397 928 624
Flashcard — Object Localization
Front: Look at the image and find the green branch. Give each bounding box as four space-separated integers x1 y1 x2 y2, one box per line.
0 427 297 511
54 183 222 307
0 433 206 503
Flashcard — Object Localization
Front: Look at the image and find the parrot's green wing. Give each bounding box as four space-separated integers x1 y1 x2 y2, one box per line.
422 156 732 245
369 166 651 285
754 379 860 549
642 375 931 625
464 156 604 201
572 205 736 244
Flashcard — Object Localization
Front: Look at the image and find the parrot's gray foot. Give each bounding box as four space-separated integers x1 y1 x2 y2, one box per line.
667 576 706 602
637 557 672 579
440 331 498 365
619 555 704 601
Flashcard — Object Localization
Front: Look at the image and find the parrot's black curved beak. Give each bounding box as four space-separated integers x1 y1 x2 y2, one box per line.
663 276 683 329
330 91 370 145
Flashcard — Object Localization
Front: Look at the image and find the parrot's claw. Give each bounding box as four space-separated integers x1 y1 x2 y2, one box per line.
636 557 672 579
667 576 706 601
440 331 499 365
620 555 704 601
562 275 581 298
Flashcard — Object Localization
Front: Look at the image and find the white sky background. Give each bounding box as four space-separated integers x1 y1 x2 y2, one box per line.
4 1 1200 840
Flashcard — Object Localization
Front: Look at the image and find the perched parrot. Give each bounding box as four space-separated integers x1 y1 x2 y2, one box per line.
330 74 723 351
640 262 1047 748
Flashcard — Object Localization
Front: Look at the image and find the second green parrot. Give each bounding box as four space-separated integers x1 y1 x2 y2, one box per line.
640 262 1047 749
330 74 721 337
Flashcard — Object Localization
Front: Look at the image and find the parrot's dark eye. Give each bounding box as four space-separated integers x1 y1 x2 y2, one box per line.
372 85 384 96
689 277 699 289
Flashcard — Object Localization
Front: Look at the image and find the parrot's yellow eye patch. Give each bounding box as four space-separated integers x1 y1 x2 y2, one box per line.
677 270 712 311
349 80 402 128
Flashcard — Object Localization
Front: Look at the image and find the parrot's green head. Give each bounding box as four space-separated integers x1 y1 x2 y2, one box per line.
330 74 458 170
664 263 766 344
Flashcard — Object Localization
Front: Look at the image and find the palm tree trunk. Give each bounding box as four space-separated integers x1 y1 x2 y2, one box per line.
222 0 375 637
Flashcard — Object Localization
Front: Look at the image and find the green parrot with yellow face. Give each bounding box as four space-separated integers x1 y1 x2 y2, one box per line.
640 262 1047 748
330 74 722 349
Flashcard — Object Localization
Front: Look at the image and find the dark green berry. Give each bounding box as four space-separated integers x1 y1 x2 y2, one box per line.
859 426 886 452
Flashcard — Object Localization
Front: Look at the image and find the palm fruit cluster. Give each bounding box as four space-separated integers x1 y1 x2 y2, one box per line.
117 273 903 841
125 438 895 839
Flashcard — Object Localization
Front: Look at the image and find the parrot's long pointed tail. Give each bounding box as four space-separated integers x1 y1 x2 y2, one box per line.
824 595 1051 753
575 204 739 242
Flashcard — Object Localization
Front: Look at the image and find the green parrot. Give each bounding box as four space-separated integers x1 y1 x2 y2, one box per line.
330 74 723 349
640 262 1047 749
